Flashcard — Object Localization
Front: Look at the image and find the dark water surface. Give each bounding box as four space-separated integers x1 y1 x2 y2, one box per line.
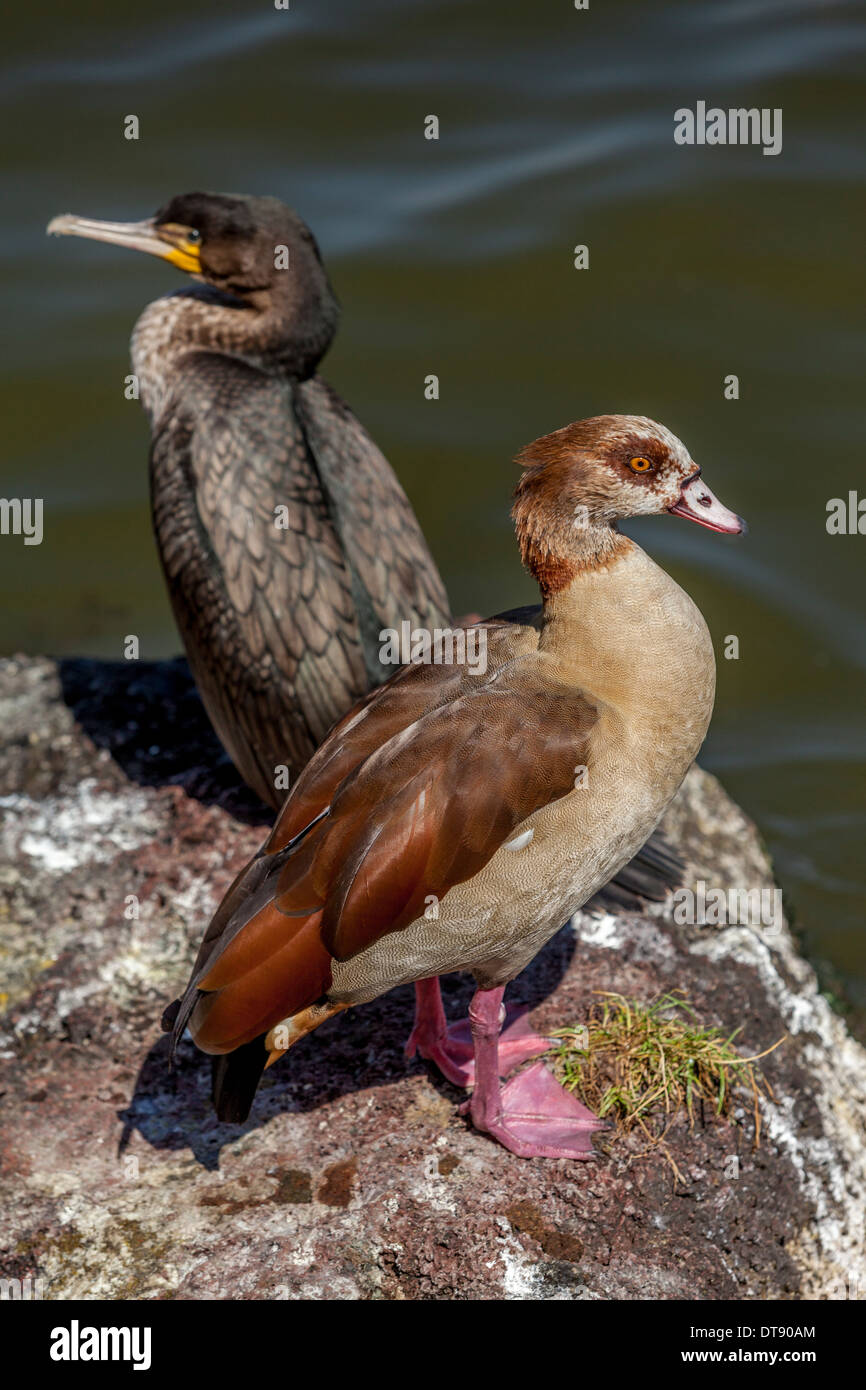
2 2 865 1008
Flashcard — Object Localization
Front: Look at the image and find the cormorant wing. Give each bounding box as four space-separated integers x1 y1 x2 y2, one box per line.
294 376 451 682
150 351 372 796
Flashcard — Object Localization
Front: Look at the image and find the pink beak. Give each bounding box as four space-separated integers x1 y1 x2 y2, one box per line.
668 472 746 535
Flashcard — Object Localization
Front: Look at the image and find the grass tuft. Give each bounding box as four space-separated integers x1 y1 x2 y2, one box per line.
553 991 784 1162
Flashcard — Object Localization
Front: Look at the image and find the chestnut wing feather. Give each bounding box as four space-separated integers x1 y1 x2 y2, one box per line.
173 649 595 1055
303 678 596 960
265 617 539 849
167 627 532 1054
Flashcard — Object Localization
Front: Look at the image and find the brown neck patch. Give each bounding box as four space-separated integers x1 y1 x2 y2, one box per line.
513 476 629 597
516 522 629 596
517 529 580 597
512 425 638 595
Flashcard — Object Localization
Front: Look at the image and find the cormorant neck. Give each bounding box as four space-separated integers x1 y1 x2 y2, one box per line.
131 284 337 420
178 283 336 375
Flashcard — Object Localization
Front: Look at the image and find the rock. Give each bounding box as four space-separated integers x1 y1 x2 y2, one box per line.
0 653 864 1301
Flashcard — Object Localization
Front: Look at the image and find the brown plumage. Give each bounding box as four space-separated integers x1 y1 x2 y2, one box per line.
164 414 746 1156
48 192 450 807
49 197 691 935
184 623 596 1056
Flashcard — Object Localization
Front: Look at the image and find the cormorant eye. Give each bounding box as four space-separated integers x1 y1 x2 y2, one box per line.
629 456 653 473
186 229 202 245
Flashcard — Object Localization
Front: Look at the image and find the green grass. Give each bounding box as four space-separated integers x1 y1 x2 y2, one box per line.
554 991 784 1155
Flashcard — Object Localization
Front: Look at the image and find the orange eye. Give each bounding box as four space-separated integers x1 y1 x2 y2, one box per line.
629 457 653 473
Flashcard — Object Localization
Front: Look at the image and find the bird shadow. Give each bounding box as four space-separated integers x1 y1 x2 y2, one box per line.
58 656 271 826
117 925 577 1170
59 658 578 1166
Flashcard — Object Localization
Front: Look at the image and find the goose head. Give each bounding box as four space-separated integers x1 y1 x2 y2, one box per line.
513 414 745 592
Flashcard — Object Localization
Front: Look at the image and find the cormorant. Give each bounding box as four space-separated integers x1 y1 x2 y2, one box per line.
48 192 682 921
48 192 450 807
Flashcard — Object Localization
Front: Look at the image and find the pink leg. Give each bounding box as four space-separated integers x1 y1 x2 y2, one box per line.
405 976 553 1087
465 986 605 1159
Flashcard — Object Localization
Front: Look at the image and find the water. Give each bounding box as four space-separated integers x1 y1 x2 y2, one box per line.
2 0 865 1013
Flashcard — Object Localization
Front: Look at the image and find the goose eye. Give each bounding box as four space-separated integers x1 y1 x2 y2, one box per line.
629 456 653 473
186 229 202 245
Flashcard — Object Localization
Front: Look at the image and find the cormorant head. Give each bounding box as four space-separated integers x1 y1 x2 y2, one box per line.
48 192 339 373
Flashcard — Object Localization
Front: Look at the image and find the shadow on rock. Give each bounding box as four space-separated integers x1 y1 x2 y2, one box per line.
59 656 272 827
118 924 577 1169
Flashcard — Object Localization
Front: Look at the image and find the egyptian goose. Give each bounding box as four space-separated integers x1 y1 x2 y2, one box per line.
48 192 450 806
164 414 744 1159
49 193 686 912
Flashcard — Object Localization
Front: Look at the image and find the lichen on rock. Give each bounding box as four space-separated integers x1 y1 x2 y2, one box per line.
0 655 864 1300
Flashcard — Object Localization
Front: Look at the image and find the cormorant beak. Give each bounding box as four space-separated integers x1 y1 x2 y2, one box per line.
47 214 202 275
668 470 746 535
